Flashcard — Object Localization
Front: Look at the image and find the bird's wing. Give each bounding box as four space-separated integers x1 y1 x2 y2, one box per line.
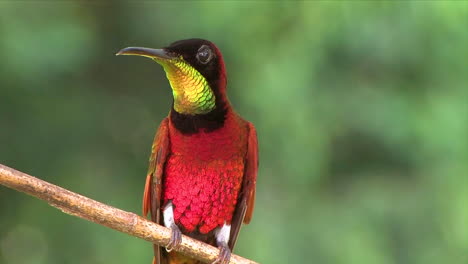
228 122 258 250
143 118 170 264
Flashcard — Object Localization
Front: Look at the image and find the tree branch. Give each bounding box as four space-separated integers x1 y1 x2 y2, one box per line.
0 163 258 264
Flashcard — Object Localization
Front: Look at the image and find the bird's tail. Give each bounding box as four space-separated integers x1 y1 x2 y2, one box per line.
167 252 202 264
152 251 201 264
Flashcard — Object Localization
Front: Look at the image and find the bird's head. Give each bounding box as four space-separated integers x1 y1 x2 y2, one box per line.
117 39 227 115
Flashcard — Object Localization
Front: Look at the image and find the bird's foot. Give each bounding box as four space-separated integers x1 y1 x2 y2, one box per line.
165 224 182 252
212 242 231 264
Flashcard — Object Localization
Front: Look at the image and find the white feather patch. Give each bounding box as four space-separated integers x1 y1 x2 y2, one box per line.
215 223 231 245
163 202 175 228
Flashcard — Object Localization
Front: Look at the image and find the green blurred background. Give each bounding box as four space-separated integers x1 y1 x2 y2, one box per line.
0 1 467 264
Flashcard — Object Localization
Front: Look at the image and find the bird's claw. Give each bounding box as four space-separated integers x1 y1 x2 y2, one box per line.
165 225 182 252
212 243 231 264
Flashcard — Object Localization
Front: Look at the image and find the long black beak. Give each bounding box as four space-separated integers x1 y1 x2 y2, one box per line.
116 47 177 60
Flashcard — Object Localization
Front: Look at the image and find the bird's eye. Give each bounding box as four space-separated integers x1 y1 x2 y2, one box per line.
196 45 213 64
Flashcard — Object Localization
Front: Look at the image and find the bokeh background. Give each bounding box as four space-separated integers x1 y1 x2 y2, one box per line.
1 1 467 264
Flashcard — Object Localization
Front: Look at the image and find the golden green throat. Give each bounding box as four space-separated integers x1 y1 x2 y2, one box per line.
156 58 215 115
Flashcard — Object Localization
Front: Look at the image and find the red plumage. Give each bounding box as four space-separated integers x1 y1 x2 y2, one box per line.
143 110 257 264
164 110 249 233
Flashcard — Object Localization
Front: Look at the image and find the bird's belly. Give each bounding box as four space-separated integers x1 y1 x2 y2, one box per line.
163 154 244 234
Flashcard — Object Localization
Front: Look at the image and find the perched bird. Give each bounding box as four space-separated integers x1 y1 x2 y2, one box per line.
117 39 258 264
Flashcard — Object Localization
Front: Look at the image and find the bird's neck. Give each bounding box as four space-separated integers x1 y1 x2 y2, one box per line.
163 62 216 115
170 97 230 135
172 88 214 115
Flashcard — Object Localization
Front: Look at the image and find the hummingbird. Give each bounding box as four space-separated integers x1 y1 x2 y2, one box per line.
117 39 258 264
